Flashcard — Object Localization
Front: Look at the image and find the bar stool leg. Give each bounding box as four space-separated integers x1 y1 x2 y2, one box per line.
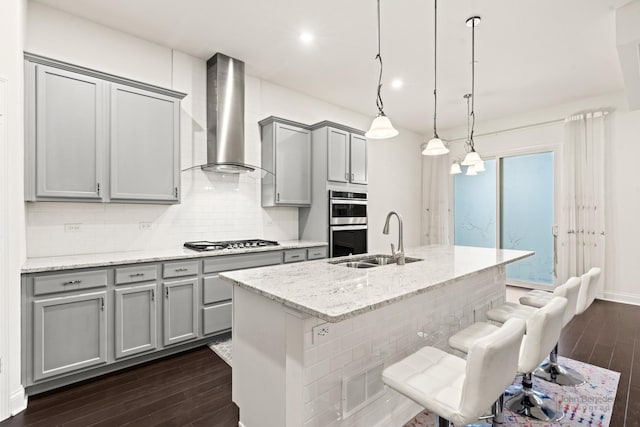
534 343 586 386
506 373 564 422
492 393 505 425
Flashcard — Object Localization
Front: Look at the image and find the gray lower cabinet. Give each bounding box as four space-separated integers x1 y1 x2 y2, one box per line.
114 283 157 359
33 291 107 381
163 278 198 346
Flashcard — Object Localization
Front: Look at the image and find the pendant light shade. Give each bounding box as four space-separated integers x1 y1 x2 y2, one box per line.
366 0 397 140
423 0 448 156
422 137 448 155
474 159 486 172
466 164 477 176
462 150 481 165
366 114 399 139
450 162 462 175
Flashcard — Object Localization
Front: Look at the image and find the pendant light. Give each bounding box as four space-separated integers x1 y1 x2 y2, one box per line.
365 0 398 139
466 164 478 175
461 16 483 167
422 0 449 155
450 162 462 174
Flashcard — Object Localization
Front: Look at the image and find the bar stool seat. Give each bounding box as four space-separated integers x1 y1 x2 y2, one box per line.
448 322 499 354
486 302 536 324
519 290 554 308
383 318 525 426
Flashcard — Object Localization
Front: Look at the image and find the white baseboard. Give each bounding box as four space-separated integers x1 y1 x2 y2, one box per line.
600 291 640 307
10 386 27 416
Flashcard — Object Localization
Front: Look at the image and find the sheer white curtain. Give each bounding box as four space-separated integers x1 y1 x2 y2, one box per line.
558 112 607 294
421 154 450 244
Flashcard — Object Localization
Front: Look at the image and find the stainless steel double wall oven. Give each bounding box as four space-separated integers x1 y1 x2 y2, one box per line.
329 191 367 257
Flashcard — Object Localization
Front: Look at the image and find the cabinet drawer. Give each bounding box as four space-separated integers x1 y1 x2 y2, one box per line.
307 247 328 260
283 249 306 263
33 270 108 296
162 261 198 278
203 302 232 335
203 275 232 305
115 265 157 285
203 251 282 273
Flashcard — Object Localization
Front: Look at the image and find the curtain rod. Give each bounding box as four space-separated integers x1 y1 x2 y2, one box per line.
443 117 565 143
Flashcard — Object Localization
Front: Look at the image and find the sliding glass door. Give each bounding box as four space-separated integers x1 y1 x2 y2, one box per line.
454 150 556 287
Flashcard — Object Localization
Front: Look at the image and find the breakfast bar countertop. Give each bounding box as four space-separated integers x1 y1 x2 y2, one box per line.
21 240 328 273
221 244 533 322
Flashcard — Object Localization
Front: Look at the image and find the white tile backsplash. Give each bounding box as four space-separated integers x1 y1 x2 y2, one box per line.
25 170 298 257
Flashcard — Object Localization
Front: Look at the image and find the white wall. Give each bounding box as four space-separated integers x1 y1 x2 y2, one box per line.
432 91 640 304
0 0 28 420
25 2 424 257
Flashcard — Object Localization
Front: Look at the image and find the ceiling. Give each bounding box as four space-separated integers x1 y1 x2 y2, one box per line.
33 0 625 134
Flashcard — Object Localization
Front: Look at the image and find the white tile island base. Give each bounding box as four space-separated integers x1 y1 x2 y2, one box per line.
232 265 508 427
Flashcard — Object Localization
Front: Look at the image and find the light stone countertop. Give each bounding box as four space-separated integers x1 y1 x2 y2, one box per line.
220 245 534 323
21 240 328 273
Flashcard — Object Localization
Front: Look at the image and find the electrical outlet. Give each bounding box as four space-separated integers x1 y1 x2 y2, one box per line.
139 221 153 230
64 223 82 232
312 323 331 344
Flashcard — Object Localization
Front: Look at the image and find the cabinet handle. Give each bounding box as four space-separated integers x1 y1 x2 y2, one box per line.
175 268 188 272
151 289 155 301
100 297 104 311
62 280 82 285
165 287 169 299
174 187 179 198
345 173 349 181
96 182 101 196
129 273 144 278
276 193 280 202
290 255 300 259
351 173 355 181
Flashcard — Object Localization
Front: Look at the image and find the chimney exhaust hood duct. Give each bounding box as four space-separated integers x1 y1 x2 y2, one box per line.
202 53 256 173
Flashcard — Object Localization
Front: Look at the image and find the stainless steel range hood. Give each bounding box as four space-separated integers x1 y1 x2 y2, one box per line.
202 53 255 173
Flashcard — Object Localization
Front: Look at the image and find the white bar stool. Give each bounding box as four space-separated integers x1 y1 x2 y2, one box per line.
518 276 583 385
481 297 567 422
382 318 526 427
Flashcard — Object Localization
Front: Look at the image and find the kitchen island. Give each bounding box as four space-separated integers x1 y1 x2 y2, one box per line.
220 245 533 427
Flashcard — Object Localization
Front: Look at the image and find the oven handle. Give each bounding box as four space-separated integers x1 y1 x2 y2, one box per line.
330 199 368 206
330 225 368 231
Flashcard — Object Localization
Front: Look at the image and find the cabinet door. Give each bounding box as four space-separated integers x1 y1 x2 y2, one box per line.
33 291 107 381
114 284 157 359
35 65 105 199
163 278 198 346
350 134 368 184
274 123 311 205
110 84 180 202
327 128 349 183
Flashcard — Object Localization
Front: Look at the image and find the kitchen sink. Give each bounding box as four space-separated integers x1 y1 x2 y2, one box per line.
330 254 423 269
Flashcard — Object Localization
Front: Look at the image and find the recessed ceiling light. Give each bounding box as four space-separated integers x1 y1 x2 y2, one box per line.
391 79 404 89
300 32 314 44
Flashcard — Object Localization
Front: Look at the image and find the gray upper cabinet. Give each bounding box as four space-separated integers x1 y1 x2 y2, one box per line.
326 126 367 185
327 128 349 183
24 54 185 204
33 291 107 381
350 134 368 184
110 84 180 202
260 117 311 207
30 64 105 200
114 283 157 359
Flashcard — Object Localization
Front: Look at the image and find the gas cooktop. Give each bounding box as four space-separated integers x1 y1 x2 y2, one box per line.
184 239 279 252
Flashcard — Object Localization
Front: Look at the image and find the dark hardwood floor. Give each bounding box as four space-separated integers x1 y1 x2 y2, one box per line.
1 299 638 426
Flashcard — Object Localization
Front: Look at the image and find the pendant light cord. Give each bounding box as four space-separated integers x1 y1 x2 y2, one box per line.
469 17 476 150
432 0 439 138
375 0 385 116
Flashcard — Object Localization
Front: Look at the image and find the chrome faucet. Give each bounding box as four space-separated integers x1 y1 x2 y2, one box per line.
382 211 405 265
